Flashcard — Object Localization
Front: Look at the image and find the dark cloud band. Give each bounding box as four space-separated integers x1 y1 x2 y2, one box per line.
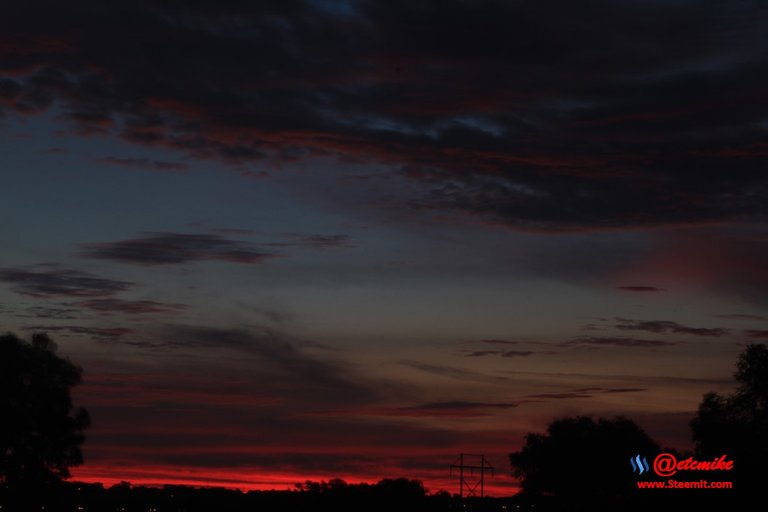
1 0 766 231
81 232 278 265
0 267 133 298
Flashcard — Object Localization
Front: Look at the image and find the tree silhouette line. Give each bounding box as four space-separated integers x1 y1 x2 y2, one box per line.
1 331 765 511
509 343 767 510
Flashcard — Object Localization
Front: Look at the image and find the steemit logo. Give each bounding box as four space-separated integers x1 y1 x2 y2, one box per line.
630 454 650 474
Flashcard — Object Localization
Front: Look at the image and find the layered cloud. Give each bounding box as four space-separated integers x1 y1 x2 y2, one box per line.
525 387 646 400
616 286 664 293
81 232 278 265
71 298 188 315
22 324 134 340
464 350 534 358
564 337 676 348
614 318 728 337
274 234 351 249
0 267 133 298
98 156 189 173
715 314 767 321
377 401 519 418
1 0 766 231
15 305 78 320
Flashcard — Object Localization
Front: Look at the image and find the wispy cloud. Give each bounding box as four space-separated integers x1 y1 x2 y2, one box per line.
71 298 188 315
525 392 594 400
376 401 519 418
617 286 665 292
464 350 534 358
614 318 728 337
22 325 134 340
16 305 79 319
0 267 133 298
525 387 646 400
565 337 677 348
81 233 279 265
715 313 767 321
403 361 508 383
98 156 189 173
478 339 520 345
279 233 351 249
126 325 378 404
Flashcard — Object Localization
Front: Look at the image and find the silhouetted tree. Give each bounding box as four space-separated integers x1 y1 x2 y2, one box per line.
690 343 768 494
294 478 428 512
0 332 90 488
374 477 427 501
510 416 659 508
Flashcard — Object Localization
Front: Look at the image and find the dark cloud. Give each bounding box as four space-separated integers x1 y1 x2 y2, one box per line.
464 350 499 357
71 298 188 315
211 228 258 236
499 350 534 358
380 401 518 418
478 339 519 345
715 313 767 321
526 387 646 400
565 337 676 348
744 329 768 339
525 392 593 400
266 233 352 249
98 156 189 173
504 368 731 388
288 234 350 249
614 318 729 337
617 286 665 292
413 400 518 410
22 325 134 340
80 232 279 265
1 1 766 230
16 305 78 319
464 350 534 358
0 267 133 297
602 387 647 393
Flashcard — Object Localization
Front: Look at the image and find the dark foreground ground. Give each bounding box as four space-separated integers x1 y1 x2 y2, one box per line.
0 479 745 512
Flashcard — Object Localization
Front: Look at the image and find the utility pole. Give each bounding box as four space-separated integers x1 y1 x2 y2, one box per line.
450 453 494 498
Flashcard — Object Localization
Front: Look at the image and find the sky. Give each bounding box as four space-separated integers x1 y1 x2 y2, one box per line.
1 0 767 496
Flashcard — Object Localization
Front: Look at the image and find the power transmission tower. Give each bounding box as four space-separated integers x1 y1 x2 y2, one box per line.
450 453 494 498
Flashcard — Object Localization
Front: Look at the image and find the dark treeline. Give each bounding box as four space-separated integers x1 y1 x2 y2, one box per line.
0 475 749 512
0 477 745 512
0 478 521 512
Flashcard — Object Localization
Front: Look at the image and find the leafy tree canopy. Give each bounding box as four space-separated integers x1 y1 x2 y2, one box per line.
0 332 90 487
690 343 768 490
510 416 659 501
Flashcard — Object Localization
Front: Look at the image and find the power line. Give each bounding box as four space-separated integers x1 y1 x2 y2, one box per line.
450 453 494 498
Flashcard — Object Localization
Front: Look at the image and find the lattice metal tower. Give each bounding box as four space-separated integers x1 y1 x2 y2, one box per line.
450 453 494 498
